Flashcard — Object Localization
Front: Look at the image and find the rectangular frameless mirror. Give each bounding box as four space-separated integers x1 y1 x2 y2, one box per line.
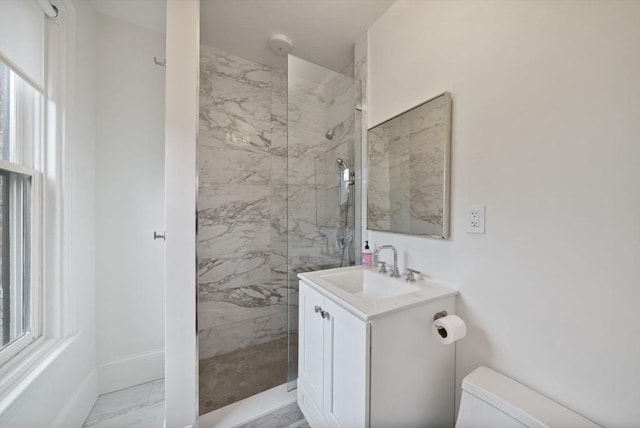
367 92 451 238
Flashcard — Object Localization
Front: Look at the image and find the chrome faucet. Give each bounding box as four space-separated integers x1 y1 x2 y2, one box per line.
373 245 401 278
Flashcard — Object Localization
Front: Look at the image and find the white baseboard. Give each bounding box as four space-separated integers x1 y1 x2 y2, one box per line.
52 369 99 428
199 383 296 428
98 348 164 394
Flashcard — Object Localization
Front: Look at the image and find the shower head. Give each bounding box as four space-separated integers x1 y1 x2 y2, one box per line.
325 127 335 140
336 158 349 171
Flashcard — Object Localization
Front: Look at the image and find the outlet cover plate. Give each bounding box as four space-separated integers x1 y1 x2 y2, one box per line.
467 205 485 233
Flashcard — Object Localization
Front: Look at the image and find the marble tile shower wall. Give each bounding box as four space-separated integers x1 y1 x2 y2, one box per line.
198 45 356 366
198 45 288 359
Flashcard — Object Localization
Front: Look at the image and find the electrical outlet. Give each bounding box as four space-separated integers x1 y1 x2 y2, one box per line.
467 205 485 233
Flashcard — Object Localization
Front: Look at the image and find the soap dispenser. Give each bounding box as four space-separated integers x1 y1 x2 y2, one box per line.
362 241 373 267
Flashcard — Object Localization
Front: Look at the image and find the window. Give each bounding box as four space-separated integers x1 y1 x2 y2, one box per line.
0 59 42 365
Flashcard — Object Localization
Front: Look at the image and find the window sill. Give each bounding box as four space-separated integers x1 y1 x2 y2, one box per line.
0 332 81 414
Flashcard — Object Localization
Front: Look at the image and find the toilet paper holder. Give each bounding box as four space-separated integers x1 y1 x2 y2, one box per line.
434 311 448 321
434 311 448 339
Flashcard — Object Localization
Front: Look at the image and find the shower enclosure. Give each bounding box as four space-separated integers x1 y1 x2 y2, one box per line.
197 47 359 414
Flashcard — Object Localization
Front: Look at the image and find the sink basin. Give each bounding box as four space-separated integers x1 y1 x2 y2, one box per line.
298 266 458 321
317 268 420 300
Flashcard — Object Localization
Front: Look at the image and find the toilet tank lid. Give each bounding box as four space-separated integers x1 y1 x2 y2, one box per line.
461 367 600 428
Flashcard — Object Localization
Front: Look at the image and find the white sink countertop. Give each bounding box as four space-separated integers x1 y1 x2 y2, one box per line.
298 265 458 321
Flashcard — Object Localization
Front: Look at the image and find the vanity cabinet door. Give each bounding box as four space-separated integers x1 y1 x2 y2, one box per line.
323 298 369 428
299 282 326 412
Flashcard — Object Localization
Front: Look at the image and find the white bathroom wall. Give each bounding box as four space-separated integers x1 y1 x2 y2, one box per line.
94 13 166 394
367 1 640 427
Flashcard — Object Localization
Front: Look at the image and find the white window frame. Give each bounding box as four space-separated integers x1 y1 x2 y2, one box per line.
0 57 44 367
0 0 73 392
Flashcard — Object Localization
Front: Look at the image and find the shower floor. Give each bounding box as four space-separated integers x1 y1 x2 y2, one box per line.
199 336 289 415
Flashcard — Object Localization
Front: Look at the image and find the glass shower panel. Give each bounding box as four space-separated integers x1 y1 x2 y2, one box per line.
286 56 360 388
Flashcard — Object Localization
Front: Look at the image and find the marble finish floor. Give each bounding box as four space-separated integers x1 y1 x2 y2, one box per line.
199 336 288 414
82 376 307 428
83 379 164 428
238 403 308 428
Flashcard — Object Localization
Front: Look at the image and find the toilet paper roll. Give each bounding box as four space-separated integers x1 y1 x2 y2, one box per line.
432 315 467 345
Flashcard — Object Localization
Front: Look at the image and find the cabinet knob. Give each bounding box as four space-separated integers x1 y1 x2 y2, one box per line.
321 310 330 320
314 305 322 313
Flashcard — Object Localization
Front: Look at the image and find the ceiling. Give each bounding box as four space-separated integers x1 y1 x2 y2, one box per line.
90 0 167 34
89 0 394 73
200 0 395 72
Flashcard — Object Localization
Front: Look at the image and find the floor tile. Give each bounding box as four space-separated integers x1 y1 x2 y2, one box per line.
238 403 306 428
83 375 306 428
86 402 164 428
83 380 164 428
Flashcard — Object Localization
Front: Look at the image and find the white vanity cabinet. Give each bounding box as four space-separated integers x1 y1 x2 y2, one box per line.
298 282 369 428
297 270 457 428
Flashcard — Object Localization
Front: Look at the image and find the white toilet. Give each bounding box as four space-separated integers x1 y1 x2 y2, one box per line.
456 366 600 428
